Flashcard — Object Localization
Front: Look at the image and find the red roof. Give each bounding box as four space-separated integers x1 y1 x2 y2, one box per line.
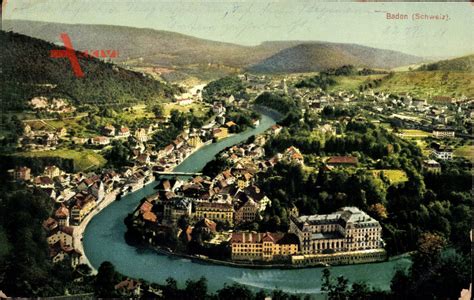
327 156 358 165
55 205 69 218
139 201 153 214
142 211 157 223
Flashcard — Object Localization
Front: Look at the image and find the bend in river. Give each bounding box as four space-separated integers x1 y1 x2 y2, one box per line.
82 111 411 296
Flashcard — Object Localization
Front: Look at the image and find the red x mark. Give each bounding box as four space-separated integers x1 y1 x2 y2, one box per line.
50 33 84 78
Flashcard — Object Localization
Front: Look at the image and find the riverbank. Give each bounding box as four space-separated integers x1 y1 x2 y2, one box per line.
82 111 412 295
73 190 120 273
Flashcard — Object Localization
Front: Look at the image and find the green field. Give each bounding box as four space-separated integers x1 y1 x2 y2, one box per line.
164 102 210 118
375 71 474 99
397 129 431 138
16 149 107 172
371 169 408 185
454 145 474 163
327 74 387 92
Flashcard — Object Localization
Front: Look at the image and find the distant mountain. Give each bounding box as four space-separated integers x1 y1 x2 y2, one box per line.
2 20 289 68
4 20 424 78
0 30 175 111
247 42 422 73
417 54 473 72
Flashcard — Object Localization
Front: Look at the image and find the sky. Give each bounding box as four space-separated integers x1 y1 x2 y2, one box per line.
2 0 474 58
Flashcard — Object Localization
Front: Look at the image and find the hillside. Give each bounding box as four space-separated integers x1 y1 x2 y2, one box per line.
417 54 473 72
4 20 424 78
374 71 474 99
0 30 176 111
247 43 422 73
2 20 292 68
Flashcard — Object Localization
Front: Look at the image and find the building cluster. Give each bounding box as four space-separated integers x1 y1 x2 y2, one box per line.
228 207 385 264
19 123 65 151
8 160 155 266
29 96 76 114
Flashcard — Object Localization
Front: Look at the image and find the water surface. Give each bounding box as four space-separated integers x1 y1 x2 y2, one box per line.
83 111 411 296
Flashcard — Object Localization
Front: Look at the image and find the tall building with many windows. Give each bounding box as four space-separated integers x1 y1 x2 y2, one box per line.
290 207 383 255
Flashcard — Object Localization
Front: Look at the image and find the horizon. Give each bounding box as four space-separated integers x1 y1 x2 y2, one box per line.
2 0 473 58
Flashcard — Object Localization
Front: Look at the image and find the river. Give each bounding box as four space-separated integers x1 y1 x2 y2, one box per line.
82 111 411 297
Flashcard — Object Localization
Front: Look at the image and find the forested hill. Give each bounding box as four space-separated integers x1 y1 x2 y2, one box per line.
5 20 424 76
247 43 422 73
417 54 474 72
0 31 176 111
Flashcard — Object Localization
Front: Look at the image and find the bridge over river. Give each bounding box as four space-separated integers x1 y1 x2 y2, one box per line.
154 171 203 176
82 110 411 297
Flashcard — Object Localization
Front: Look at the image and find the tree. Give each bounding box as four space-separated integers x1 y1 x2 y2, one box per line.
217 283 253 300
94 261 120 298
170 109 187 130
163 277 180 299
151 104 164 118
184 277 208 300
321 268 349 300
107 140 130 168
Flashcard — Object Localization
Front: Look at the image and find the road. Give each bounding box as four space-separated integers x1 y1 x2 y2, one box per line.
72 189 119 273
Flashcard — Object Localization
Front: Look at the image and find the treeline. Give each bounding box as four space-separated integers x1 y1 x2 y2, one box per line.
225 107 260 133
0 31 176 111
320 65 356 76
254 92 301 116
358 72 393 92
294 73 336 90
202 76 248 103
265 119 417 162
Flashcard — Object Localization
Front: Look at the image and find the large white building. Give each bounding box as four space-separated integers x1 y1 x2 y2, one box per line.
289 207 383 255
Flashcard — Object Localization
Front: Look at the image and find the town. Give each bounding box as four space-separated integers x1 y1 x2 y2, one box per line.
5 66 471 277
1 2 473 298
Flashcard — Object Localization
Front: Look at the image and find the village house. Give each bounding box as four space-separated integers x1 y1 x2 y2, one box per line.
432 127 455 139
55 205 70 226
176 98 194 106
270 124 282 136
431 95 455 105
72 137 89 145
29 96 48 109
44 165 62 178
34 176 55 188
282 146 304 165
71 192 97 224
188 135 203 148
213 127 229 140
49 241 81 265
47 226 74 247
118 126 131 138
422 159 441 174
91 136 111 146
163 197 193 224
431 143 453 160
135 128 149 143
326 156 358 168
12 166 31 181
231 232 299 261
233 195 260 224
103 125 116 137
137 153 151 165
195 201 234 226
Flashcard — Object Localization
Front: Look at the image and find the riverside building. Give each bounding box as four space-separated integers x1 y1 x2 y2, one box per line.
289 207 384 256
